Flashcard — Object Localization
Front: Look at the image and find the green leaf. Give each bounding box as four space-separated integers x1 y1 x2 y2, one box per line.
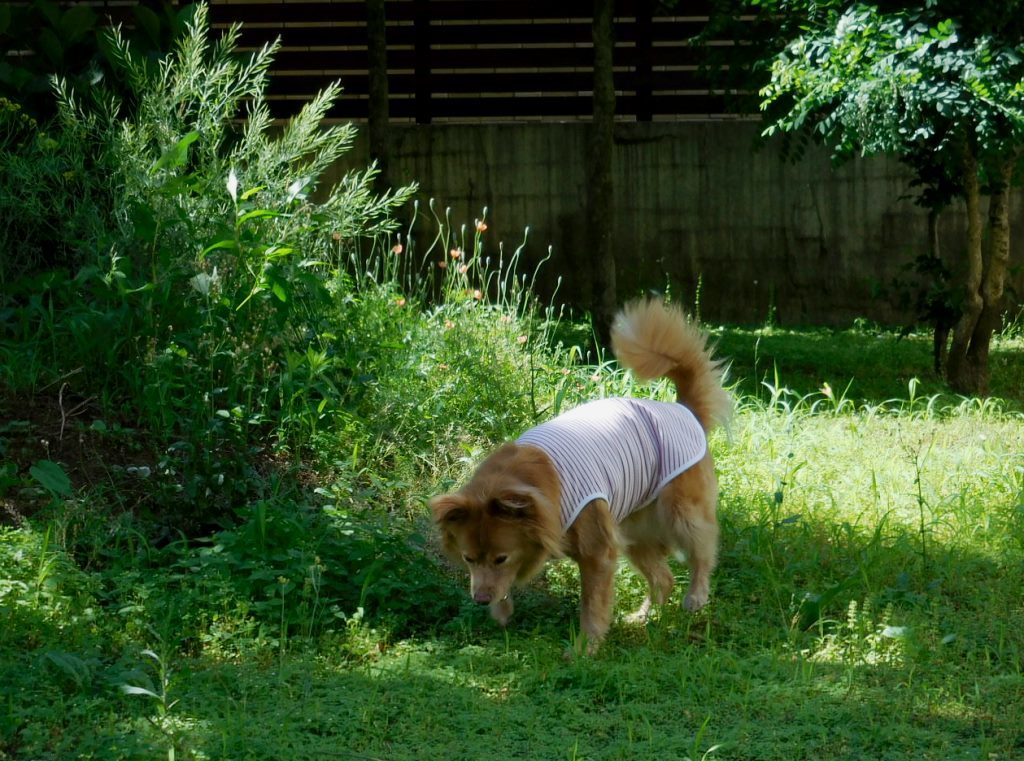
238 208 279 224
29 460 72 497
130 202 157 243
200 239 237 259
60 5 97 43
36 27 63 68
241 185 266 201
152 131 200 173
131 4 161 48
272 281 288 302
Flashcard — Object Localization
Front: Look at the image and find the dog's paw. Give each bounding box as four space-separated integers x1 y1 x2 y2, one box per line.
624 597 655 625
683 591 709 611
563 626 604 658
563 639 601 660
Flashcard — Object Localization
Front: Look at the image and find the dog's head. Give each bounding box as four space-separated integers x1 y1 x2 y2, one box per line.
429 444 563 607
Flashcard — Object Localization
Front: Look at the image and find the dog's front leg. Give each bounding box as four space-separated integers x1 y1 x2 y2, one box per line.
576 553 616 654
490 595 514 627
566 502 618 656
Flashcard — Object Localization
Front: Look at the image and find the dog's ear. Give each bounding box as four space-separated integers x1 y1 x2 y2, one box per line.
491 484 564 557
490 484 553 518
429 493 469 525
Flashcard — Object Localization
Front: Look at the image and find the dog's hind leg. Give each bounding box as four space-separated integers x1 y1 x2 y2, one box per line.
622 541 674 624
659 460 719 612
676 514 718 611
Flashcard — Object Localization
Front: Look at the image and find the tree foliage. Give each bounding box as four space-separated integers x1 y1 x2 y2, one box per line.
758 2 1024 394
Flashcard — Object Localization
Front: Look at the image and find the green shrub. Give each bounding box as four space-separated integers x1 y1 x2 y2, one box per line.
1 4 415 521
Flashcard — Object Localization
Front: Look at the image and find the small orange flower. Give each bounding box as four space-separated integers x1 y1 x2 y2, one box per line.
444 320 455 330
473 289 483 300
391 243 403 255
395 297 406 307
331 231 342 242
517 335 528 344
458 264 469 275
450 247 462 260
437 260 448 270
476 219 488 233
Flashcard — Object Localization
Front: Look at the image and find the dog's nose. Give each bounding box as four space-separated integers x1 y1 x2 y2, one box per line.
473 591 492 604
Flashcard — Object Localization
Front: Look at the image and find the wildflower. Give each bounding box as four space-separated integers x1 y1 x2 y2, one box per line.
444 320 456 330
517 335 528 344
391 242 403 254
500 315 513 324
473 289 483 300
332 231 342 242
821 382 833 400
438 260 448 270
458 264 469 275
450 247 463 259
395 297 406 307
476 219 488 233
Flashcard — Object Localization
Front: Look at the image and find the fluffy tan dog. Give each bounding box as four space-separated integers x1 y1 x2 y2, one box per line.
430 298 731 653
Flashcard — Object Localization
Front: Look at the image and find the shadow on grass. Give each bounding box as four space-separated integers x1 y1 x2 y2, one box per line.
165 617 1023 761
159 495 1024 760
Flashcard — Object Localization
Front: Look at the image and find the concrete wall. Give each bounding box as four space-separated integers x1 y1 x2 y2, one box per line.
329 122 1023 326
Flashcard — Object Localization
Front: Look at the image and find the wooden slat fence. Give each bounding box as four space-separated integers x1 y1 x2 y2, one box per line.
209 0 759 122
5 1 758 122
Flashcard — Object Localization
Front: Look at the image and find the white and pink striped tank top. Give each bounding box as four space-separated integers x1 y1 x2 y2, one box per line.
517 398 707 530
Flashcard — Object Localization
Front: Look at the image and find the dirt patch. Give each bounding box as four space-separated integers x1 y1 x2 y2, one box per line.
1 382 158 524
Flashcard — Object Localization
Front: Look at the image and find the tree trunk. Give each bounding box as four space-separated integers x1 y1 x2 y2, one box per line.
927 208 950 374
945 142 985 394
963 155 1016 394
587 0 617 341
366 0 391 194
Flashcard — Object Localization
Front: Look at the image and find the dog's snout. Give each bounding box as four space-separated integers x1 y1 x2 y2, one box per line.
473 591 492 604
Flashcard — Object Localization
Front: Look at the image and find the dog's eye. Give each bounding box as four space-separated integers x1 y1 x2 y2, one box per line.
494 555 508 566
462 554 476 565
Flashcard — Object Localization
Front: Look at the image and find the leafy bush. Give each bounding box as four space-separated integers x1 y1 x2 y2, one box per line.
1 4 415 520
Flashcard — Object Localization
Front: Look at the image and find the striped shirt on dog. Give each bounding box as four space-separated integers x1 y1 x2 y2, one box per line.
517 398 707 530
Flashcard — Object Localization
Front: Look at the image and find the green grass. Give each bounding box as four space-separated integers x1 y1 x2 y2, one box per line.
714 323 1024 408
3 325 1023 760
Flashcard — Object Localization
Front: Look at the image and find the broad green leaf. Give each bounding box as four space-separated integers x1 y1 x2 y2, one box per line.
29 460 71 497
131 4 161 48
200 239 236 259
238 209 279 224
152 131 200 173
60 5 96 43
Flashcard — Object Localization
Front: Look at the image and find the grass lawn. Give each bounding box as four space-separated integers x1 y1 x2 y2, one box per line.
3 324 1023 760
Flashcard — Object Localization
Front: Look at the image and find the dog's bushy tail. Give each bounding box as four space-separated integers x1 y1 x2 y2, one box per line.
610 298 731 431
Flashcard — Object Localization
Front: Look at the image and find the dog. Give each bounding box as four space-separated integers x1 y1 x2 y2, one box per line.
429 298 731 653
